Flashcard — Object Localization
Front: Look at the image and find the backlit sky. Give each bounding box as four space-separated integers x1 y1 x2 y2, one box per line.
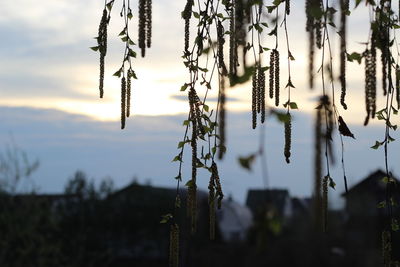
1 0 399 205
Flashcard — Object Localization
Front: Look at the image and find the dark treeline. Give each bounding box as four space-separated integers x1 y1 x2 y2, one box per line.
0 170 399 267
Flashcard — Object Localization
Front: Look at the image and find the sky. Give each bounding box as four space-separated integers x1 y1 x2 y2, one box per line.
1 0 400 206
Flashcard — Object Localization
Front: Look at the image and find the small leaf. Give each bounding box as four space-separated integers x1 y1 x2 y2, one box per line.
346 52 363 64
113 69 122 78
181 83 188 91
377 201 386 208
371 141 382 149
128 49 137 58
118 28 126 36
160 213 173 224
203 104 209 113
328 177 336 190
289 102 298 109
90 46 100 51
276 112 291 123
172 154 182 162
338 116 355 139
288 51 295 61
238 154 256 171
392 219 399 231
177 141 185 148
127 12 133 20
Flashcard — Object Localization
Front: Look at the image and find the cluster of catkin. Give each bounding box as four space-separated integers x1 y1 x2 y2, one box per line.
169 223 179 267
322 175 328 232
314 96 334 230
182 0 194 53
228 0 249 83
218 76 226 160
252 65 266 129
269 49 280 107
339 0 349 110
284 114 292 163
120 71 133 129
305 0 323 89
97 9 109 98
363 43 377 126
208 162 223 240
382 230 391 267
187 87 204 233
138 0 152 57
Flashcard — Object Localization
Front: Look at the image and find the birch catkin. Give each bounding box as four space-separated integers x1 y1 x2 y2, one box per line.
322 175 328 232
188 88 198 233
314 101 323 229
258 67 266 123
252 67 258 129
169 223 179 267
126 70 132 117
269 50 275 99
274 50 280 107
217 20 227 75
145 0 152 48
98 8 108 98
121 76 126 129
218 76 226 160
182 0 193 53
229 2 237 80
284 113 292 163
339 0 348 110
208 170 216 240
364 44 377 126
138 0 147 57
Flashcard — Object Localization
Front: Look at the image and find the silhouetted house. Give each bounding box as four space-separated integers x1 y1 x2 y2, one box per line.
246 189 292 219
290 197 312 218
217 196 252 242
342 169 400 265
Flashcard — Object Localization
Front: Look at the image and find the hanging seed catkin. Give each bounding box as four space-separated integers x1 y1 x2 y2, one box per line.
252 67 258 129
138 0 147 57
98 8 108 98
218 76 226 160
229 2 237 80
364 43 377 125
381 53 387 96
305 0 315 89
145 0 152 48
339 0 348 110
322 175 328 232
285 0 290 15
269 50 275 99
169 223 179 267
274 49 280 107
211 162 224 209
396 65 400 109
257 66 262 114
126 70 132 117
284 113 292 163
121 76 126 129
208 170 216 240
258 67 266 123
217 20 227 75
182 0 193 53
312 0 323 49
382 230 391 267
188 88 198 233
314 101 323 229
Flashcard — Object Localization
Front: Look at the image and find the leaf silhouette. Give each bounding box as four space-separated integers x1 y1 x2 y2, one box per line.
338 116 355 139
